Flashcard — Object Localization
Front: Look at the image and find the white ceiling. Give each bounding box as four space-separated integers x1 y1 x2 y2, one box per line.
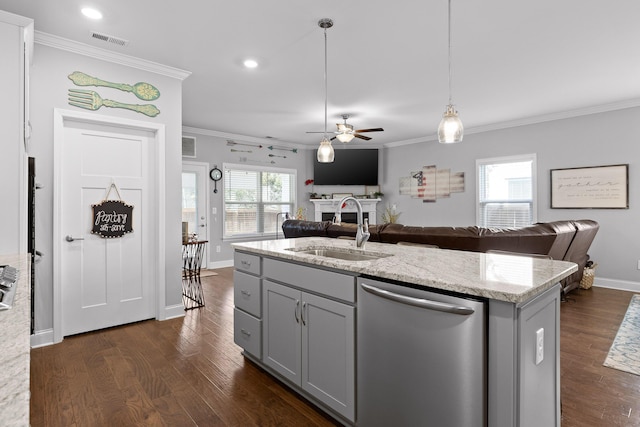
2 0 639 147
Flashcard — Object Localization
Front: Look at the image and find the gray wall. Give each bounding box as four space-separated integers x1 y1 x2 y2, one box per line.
31 44 185 333
383 107 640 287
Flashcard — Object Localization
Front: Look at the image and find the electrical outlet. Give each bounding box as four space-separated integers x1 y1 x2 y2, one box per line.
216 245 221 253
535 328 544 365
212 207 217 215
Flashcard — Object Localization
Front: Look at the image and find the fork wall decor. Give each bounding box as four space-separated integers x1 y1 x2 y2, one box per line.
67 71 161 117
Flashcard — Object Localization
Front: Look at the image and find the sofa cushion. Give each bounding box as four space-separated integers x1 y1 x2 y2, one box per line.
380 224 482 251
540 221 578 260
282 220 331 238
561 220 600 293
327 222 386 242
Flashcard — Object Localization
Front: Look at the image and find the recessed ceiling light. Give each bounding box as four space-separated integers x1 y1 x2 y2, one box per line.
243 59 258 69
81 8 103 20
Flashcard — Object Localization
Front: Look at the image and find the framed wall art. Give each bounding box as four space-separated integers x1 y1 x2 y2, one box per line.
550 164 628 209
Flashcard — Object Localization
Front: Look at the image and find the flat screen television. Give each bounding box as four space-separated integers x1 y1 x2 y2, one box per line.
313 149 378 185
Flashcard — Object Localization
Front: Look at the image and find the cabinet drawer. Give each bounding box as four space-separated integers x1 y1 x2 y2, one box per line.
234 308 262 358
263 258 356 303
234 270 261 317
234 251 261 275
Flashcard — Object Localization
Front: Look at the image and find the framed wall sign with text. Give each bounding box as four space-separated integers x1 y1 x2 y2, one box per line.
550 164 629 209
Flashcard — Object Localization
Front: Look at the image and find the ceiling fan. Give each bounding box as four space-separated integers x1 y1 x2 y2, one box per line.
308 114 384 143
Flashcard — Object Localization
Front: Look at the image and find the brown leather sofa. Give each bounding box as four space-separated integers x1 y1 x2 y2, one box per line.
282 219 599 296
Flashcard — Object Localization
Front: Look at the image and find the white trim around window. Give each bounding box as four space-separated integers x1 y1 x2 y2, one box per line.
476 153 537 228
222 163 297 240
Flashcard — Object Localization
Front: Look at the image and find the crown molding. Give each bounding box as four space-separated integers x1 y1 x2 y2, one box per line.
467 98 640 136
0 9 33 27
182 126 308 150
35 31 191 80
385 98 640 148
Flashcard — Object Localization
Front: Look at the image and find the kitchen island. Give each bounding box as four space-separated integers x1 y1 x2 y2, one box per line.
232 237 577 427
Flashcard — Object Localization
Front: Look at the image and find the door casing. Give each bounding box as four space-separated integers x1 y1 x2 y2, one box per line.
52 109 167 343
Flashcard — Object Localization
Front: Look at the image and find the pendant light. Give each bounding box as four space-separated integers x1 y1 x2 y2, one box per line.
438 0 464 143
317 18 335 163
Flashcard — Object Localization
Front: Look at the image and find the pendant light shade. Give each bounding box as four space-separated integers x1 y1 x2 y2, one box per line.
317 137 335 162
317 18 335 163
438 105 463 143
438 0 464 144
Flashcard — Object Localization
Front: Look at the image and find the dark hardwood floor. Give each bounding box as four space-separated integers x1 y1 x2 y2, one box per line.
560 287 640 426
30 268 640 426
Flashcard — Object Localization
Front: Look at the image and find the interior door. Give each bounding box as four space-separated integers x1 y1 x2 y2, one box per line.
182 161 209 265
59 120 156 336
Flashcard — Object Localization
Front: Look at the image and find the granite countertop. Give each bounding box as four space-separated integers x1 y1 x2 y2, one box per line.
232 237 578 304
0 254 30 427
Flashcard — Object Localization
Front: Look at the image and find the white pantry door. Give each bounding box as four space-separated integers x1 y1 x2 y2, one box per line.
59 120 156 336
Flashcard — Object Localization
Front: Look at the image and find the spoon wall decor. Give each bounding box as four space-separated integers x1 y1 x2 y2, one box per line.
68 71 161 101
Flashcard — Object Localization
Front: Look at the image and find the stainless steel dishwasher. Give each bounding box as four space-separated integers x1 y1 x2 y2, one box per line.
357 277 487 427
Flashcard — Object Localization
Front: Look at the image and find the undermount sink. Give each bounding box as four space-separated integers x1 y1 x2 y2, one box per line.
288 247 392 262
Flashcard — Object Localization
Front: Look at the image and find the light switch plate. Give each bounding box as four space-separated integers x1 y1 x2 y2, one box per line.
535 328 544 365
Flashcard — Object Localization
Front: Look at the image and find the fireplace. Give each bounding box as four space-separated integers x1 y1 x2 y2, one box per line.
310 198 381 225
321 212 369 224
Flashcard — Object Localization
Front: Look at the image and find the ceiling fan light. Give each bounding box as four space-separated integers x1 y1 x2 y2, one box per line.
317 137 335 163
336 133 355 143
438 104 464 143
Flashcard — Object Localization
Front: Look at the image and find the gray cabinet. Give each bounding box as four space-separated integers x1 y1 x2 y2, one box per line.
233 252 262 358
488 283 561 427
262 280 301 383
233 252 356 423
263 279 355 421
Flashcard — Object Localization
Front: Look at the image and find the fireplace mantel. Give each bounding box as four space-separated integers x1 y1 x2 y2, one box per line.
310 198 381 224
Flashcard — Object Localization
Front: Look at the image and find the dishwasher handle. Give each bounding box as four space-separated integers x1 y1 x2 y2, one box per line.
360 283 475 315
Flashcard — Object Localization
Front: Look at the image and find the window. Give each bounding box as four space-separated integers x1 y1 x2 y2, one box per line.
223 163 296 238
476 154 536 228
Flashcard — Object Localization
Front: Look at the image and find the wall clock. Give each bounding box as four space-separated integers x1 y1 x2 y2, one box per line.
210 167 222 193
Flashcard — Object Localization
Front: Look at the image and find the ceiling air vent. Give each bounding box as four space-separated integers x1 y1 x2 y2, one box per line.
89 31 129 47
182 136 196 158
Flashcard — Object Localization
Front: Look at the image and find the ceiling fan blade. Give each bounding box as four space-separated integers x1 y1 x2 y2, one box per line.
354 134 372 141
354 128 384 133
306 131 326 134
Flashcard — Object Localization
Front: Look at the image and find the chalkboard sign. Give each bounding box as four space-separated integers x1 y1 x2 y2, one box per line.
91 200 134 238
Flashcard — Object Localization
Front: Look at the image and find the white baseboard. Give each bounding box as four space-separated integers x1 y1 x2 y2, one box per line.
594 277 640 293
162 303 186 320
31 304 185 347
207 259 234 269
31 328 54 348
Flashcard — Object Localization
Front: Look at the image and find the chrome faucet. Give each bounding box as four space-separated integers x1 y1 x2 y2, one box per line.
335 196 370 249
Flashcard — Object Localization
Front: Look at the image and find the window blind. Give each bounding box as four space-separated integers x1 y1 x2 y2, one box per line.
477 155 536 228
223 164 296 238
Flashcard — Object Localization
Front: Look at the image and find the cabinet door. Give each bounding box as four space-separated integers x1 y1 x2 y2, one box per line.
262 280 301 384
302 292 355 421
